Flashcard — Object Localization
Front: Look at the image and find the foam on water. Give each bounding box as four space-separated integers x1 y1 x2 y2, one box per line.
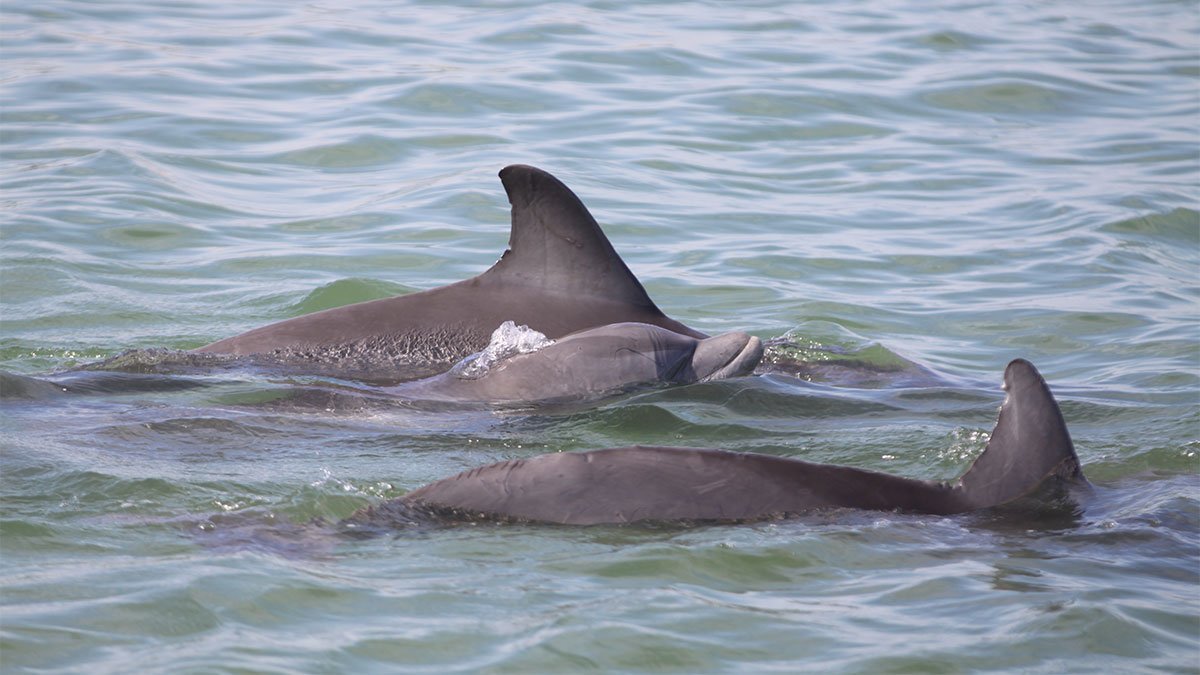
449 321 555 379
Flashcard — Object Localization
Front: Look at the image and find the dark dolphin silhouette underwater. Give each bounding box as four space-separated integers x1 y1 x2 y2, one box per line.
197 165 703 371
347 359 1087 527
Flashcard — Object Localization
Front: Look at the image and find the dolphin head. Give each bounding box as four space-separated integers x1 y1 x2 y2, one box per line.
574 324 762 383
690 331 764 381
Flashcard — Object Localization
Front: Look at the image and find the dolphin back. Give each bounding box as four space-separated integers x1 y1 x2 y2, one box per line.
196 165 702 363
392 359 1087 525
400 447 960 524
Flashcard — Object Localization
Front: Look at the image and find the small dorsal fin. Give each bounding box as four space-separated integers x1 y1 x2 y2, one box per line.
956 359 1085 509
482 164 663 312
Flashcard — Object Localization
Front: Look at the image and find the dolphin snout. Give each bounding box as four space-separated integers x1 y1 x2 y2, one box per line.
694 332 764 381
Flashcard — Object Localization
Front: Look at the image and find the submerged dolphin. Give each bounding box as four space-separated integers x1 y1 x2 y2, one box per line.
197 165 701 373
384 322 763 406
364 359 1086 524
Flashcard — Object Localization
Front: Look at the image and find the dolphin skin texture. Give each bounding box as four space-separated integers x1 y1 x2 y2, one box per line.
196 165 702 370
386 323 763 405
380 359 1086 524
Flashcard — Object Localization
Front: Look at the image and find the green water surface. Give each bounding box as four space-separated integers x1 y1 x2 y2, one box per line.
2 1 1197 672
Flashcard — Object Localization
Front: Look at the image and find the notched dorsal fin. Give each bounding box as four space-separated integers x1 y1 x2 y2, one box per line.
956 359 1085 509
484 164 663 311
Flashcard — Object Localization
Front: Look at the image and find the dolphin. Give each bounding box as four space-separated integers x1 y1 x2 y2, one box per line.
16 324 761 412
0 370 211 400
382 322 763 406
365 359 1086 525
196 165 702 377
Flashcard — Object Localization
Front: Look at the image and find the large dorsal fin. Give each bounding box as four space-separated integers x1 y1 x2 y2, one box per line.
956 359 1085 509
481 164 663 312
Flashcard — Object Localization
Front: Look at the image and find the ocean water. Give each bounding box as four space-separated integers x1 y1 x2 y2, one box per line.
2 0 1198 672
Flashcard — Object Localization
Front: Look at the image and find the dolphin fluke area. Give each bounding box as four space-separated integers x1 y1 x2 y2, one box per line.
373 359 1086 525
195 165 701 377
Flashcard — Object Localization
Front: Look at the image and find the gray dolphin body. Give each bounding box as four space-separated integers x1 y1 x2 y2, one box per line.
386 323 763 405
383 359 1086 524
196 165 701 373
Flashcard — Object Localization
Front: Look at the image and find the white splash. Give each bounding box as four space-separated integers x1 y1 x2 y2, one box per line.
451 321 555 379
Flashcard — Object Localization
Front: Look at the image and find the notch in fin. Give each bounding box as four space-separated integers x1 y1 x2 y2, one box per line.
956 359 1086 509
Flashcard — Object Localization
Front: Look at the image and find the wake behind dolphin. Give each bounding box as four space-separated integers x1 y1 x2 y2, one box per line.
350 359 1087 526
196 165 702 381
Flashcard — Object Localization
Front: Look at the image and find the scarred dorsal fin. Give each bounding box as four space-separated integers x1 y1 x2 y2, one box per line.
956 358 1085 509
484 164 662 312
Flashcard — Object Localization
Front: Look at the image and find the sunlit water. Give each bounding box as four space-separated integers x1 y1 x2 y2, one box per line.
2 1 1197 672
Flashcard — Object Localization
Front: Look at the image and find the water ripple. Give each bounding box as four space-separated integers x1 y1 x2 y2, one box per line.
2 0 1197 672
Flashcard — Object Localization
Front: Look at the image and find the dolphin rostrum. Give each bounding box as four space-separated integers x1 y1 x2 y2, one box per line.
367 359 1086 524
384 322 763 406
196 166 702 375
